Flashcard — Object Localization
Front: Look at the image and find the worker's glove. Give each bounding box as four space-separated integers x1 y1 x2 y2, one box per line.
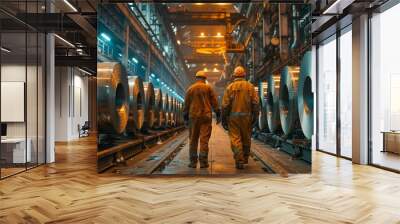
215 110 221 124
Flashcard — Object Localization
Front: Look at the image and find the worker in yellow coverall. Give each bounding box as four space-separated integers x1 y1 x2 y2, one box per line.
183 70 220 168
221 66 260 169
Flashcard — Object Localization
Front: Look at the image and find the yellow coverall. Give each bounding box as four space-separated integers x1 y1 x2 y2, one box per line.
222 78 260 164
183 80 219 164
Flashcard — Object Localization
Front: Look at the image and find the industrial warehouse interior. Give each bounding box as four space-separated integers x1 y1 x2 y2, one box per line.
0 0 400 223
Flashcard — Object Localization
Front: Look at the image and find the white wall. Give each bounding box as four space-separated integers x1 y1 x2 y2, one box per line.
1 64 46 164
55 67 89 141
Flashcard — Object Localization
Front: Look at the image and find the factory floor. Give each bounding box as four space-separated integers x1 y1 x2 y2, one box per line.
155 124 266 175
1 136 400 223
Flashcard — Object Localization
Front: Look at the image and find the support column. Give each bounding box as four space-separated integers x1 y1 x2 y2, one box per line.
352 14 369 164
46 32 55 163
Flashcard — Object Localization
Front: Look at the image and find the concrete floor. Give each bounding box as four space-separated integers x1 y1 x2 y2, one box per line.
157 123 266 175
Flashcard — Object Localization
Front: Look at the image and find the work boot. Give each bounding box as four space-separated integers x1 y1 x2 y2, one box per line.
200 161 209 168
235 162 244 170
188 161 197 168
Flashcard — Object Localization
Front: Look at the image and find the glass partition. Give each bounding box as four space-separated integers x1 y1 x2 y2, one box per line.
0 2 46 179
317 35 337 154
370 3 400 171
339 28 352 158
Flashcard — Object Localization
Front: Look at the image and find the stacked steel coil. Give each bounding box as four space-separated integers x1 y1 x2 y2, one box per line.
153 88 164 129
97 62 129 134
142 82 156 131
298 51 313 139
127 76 145 134
279 66 300 136
162 93 170 127
167 96 174 126
258 81 269 131
266 73 281 134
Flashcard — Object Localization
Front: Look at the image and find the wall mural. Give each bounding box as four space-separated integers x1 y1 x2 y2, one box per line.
96 2 312 175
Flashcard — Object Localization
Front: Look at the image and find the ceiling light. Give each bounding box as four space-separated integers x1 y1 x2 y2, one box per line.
63 0 78 12
100 33 111 42
54 34 75 48
200 32 205 37
322 0 349 15
132 57 139 64
177 40 181 45
204 68 208 72
213 68 218 72
78 67 93 76
1 47 11 53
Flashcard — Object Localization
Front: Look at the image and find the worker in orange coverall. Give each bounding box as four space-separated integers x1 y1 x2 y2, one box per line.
183 70 220 168
221 66 260 169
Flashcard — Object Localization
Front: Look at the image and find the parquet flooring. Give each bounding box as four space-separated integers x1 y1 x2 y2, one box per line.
1 135 400 223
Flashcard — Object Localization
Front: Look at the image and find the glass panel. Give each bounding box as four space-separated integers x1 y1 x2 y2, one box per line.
317 36 337 154
340 29 352 158
371 4 400 171
1 30 28 177
27 31 38 169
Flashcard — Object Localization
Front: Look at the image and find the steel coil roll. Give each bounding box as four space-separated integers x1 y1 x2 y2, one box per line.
142 82 156 130
170 97 177 127
297 51 314 139
168 96 174 126
279 66 300 136
154 88 163 128
97 62 129 134
266 73 281 133
127 76 145 134
162 94 170 127
177 101 183 125
258 81 269 132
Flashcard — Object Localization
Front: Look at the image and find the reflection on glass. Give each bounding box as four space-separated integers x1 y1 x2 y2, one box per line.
1 32 28 177
371 4 400 171
0 1 46 178
340 29 352 158
318 37 337 154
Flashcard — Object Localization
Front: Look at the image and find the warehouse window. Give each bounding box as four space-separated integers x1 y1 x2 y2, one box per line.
339 27 352 159
370 3 400 171
317 35 337 155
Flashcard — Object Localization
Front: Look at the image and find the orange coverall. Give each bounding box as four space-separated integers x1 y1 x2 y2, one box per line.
222 78 260 164
183 80 219 164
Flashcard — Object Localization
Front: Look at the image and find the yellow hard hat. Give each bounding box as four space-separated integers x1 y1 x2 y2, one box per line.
196 70 207 79
233 66 246 77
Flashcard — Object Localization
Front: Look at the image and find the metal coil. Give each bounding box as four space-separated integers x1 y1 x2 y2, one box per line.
266 73 281 133
170 97 177 127
279 66 300 136
97 62 129 134
168 96 175 126
178 101 183 125
127 76 145 134
298 51 314 139
162 93 170 127
154 88 164 128
142 82 156 131
258 81 269 132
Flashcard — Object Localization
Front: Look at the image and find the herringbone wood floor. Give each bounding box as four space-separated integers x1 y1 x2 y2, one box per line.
1 136 400 223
